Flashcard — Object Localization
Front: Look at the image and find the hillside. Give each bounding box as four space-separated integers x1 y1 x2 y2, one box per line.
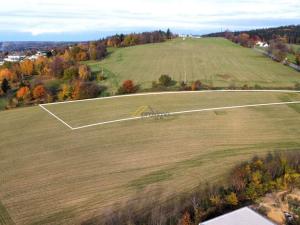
1 91 300 224
84 38 300 92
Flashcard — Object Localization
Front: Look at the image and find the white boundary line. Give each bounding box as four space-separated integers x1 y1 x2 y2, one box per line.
71 101 300 130
39 90 300 130
39 105 74 130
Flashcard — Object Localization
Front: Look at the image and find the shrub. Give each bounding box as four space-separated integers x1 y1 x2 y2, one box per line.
72 81 101 100
225 192 238 206
63 66 78 81
159 74 174 87
16 86 30 99
44 80 61 97
117 80 138 94
33 84 47 100
191 80 202 91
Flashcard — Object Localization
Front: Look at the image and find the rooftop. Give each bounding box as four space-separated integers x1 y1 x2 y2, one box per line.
200 207 276 225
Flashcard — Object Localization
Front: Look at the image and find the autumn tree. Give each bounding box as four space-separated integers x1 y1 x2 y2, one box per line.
34 56 48 75
0 68 14 81
58 84 73 101
191 80 202 91
20 59 34 76
117 80 138 94
46 56 64 78
225 192 239 206
124 35 139 46
181 211 192 225
78 65 91 81
33 84 47 100
16 86 31 100
238 33 250 47
72 81 100 100
268 38 288 62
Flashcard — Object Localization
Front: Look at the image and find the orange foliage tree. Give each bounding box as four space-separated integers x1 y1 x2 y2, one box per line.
118 80 137 94
191 80 202 91
0 68 14 81
20 59 34 76
33 85 47 100
16 86 31 100
181 211 192 225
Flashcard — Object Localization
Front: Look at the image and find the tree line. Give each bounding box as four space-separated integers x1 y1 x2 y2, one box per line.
106 30 173 48
82 151 300 225
203 25 300 44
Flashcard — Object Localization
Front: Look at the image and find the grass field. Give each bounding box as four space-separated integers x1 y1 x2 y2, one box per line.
1 91 300 224
83 38 300 92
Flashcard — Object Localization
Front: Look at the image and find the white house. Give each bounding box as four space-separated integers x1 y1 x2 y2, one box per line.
200 207 276 225
4 55 26 62
256 41 269 48
179 34 187 38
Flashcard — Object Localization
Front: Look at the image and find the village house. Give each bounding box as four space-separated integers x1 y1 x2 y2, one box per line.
256 41 269 48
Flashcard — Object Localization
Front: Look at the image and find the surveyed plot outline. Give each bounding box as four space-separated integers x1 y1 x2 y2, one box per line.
39 90 300 130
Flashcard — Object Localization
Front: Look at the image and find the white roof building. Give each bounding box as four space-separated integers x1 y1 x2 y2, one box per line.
200 207 276 225
4 55 25 62
256 41 269 48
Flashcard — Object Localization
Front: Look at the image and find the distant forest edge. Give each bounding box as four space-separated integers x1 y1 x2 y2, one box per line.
203 25 300 44
0 29 173 52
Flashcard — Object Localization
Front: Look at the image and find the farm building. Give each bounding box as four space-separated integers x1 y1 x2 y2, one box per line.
200 207 276 225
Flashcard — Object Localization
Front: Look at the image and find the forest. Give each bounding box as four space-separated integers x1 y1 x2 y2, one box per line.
204 25 300 44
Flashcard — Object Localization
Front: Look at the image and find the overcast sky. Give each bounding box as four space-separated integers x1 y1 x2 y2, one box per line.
1 0 300 41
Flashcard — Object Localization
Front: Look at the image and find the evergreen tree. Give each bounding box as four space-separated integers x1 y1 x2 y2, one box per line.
166 28 172 39
1 78 10 93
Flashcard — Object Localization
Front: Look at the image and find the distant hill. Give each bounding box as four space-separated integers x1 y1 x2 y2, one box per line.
0 41 77 52
203 25 300 44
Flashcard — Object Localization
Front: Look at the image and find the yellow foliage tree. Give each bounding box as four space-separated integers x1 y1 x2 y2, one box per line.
78 65 91 81
20 59 34 76
225 192 238 206
58 84 72 101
